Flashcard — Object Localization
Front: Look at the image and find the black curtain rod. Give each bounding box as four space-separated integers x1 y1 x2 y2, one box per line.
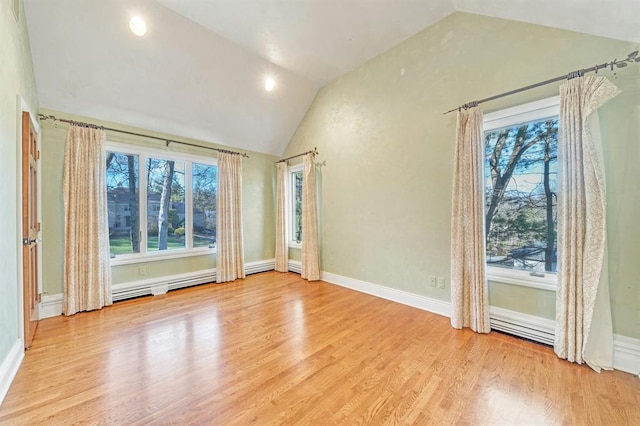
38 114 250 158
443 50 640 115
276 147 318 163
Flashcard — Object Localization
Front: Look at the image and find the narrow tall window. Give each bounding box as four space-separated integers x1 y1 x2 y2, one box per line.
483 97 559 277
290 167 303 245
146 158 185 252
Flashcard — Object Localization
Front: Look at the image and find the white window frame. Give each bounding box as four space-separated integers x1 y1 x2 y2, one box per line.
106 142 217 265
287 164 303 249
483 96 560 291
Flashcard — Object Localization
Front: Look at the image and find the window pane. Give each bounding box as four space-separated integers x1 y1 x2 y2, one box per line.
192 163 217 248
106 152 140 257
292 170 303 243
146 158 186 251
484 118 558 273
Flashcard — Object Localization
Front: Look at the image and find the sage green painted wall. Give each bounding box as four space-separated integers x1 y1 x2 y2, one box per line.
0 0 39 367
488 281 556 320
282 13 640 338
40 108 277 295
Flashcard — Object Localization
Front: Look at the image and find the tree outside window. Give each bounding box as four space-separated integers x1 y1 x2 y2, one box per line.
484 107 558 274
106 146 217 259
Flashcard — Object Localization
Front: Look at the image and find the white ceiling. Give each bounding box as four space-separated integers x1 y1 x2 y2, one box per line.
24 0 640 156
156 0 455 84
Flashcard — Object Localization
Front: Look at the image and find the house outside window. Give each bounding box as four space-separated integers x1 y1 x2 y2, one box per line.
105 143 217 262
483 97 559 289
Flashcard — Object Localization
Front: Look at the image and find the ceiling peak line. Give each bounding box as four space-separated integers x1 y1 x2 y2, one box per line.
38 114 250 158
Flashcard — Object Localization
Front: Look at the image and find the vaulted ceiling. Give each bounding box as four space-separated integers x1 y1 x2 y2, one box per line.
24 0 640 156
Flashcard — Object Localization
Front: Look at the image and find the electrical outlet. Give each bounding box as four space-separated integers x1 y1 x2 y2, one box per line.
428 276 436 287
437 276 446 289
139 266 147 276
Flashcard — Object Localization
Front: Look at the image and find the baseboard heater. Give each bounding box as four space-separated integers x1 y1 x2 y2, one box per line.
287 260 302 274
112 259 276 302
489 306 555 346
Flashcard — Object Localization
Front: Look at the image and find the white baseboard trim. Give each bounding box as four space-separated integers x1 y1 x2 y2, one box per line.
613 334 640 376
320 271 451 318
39 293 64 319
319 270 639 377
0 339 24 405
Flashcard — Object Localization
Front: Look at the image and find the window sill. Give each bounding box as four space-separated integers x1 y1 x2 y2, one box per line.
289 242 302 250
110 248 215 266
486 267 557 292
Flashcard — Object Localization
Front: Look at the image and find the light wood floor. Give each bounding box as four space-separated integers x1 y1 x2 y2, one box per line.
1 272 638 425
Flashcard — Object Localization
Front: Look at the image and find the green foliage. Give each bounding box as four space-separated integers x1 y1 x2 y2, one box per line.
174 227 185 237
168 208 180 228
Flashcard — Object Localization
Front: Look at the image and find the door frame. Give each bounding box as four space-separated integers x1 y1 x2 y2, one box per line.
16 96 42 346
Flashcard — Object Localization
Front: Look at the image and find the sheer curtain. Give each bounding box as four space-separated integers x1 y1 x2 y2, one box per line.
301 153 320 281
555 76 619 371
216 152 245 283
63 125 112 315
275 162 288 272
450 107 490 333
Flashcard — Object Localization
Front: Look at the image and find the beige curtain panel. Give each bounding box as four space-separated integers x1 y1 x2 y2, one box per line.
555 76 620 371
301 153 320 281
216 152 245 283
275 162 288 272
62 125 112 315
450 107 490 333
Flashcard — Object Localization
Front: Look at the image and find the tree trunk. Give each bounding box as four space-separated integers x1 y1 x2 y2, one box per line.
128 155 139 252
158 161 174 250
106 152 115 169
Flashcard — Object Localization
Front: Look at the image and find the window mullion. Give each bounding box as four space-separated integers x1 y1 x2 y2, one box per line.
139 153 148 255
185 160 193 250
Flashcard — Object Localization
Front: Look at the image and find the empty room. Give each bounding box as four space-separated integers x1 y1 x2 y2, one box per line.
1 0 639 424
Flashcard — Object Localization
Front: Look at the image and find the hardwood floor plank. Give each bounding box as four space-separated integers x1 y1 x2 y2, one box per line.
1 271 638 425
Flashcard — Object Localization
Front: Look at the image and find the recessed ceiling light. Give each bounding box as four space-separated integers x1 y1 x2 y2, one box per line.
264 76 275 92
129 16 147 37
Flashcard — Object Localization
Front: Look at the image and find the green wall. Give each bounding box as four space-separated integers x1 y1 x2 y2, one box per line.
0 0 39 365
40 108 277 295
282 13 640 338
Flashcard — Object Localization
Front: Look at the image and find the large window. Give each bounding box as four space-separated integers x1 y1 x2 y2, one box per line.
483 97 559 282
288 165 303 247
106 143 217 261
